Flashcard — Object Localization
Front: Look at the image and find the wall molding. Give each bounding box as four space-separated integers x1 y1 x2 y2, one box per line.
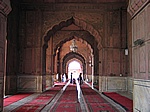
0 0 11 16
99 76 128 92
17 75 43 93
128 0 150 18
133 79 150 112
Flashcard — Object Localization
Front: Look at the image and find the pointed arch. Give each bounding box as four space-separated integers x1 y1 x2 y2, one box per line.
53 33 94 56
42 17 101 78
62 52 86 75
43 17 102 49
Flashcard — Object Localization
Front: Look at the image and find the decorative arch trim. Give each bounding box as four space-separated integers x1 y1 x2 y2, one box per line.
43 17 102 49
127 0 149 17
62 52 86 74
53 34 94 55
0 0 12 15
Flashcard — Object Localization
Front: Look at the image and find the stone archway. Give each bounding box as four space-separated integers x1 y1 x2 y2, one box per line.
62 52 86 76
42 17 102 75
43 17 102 49
53 32 95 56
42 17 102 91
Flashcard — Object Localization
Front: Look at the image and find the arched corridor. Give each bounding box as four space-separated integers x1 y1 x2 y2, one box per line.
1 0 150 111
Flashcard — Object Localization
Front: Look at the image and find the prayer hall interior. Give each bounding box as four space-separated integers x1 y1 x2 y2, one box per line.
0 0 150 111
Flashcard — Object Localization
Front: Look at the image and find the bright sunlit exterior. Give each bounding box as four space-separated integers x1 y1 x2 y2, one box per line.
68 61 82 80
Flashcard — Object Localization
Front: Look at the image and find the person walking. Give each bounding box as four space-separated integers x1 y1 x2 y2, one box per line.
79 73 83 85
70 72 73 83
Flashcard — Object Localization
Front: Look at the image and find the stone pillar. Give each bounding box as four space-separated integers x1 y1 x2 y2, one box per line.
128 0 150 111
0 0 11 111
91 54 94 89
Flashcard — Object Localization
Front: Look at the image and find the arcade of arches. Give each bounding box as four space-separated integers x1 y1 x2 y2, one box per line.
0 0 150 111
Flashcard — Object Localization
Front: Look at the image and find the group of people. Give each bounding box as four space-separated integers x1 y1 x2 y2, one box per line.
70 73 83 85
57 72 83 85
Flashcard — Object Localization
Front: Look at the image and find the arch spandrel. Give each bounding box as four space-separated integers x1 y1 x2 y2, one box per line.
53 32 94 56
62 52 86 74
43 17 102 50
43 17 101 76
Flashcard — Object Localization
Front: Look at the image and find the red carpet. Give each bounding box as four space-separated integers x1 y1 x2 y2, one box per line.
4 93 31 106
51 84 81 112
87 102 119 112
102 92 133 112
52 102 81 112
13 104 45 112
81 84 119 112
12 85 64 112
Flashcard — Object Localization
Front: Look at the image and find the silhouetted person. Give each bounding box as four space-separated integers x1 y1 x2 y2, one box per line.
73 78 76 84
79 73 83 85
70 72 73 83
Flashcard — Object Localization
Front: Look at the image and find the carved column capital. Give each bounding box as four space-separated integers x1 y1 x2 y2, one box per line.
127 0 149 17
0 0 12 16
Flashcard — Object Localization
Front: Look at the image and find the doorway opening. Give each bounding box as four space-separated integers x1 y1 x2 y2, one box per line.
68 61 82 81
